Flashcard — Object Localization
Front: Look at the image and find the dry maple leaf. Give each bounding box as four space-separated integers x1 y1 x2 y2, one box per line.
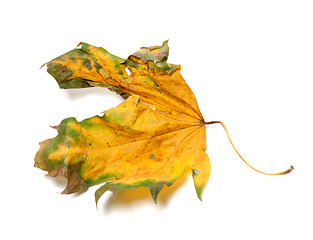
35 41 293 205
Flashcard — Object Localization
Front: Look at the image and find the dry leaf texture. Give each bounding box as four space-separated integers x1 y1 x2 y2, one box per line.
35 41 210 203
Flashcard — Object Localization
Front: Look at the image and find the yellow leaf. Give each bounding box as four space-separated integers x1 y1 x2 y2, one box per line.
35 40 292 205
35 93 209 203
36 41 209 203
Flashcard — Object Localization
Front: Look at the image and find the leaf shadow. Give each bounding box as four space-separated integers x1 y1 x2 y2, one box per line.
101 170 191 214
45 175 87 198
63 87 122 101
47 175 67 190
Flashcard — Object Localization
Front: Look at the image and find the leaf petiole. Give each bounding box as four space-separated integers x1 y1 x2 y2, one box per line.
204 120 294 175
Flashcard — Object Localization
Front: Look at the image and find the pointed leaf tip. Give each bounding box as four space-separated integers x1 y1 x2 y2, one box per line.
76 42 83 48
95 184 109 208
195 186 203 201
40 63 47 69
149 183 165 204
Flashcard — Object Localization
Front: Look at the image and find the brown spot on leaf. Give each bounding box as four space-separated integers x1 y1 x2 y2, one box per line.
83 59 92 70
56 65 74 81
93 61 103 70
62 162 88 194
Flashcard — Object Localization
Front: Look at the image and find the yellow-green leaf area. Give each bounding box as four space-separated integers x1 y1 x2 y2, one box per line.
35 41 211 203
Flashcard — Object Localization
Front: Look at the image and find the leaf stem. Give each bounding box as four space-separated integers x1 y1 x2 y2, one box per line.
204 120 294 175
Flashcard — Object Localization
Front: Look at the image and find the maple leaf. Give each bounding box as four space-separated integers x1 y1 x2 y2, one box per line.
35 41 293 204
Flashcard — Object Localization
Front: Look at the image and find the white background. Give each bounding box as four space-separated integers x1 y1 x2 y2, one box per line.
1 0 312 239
